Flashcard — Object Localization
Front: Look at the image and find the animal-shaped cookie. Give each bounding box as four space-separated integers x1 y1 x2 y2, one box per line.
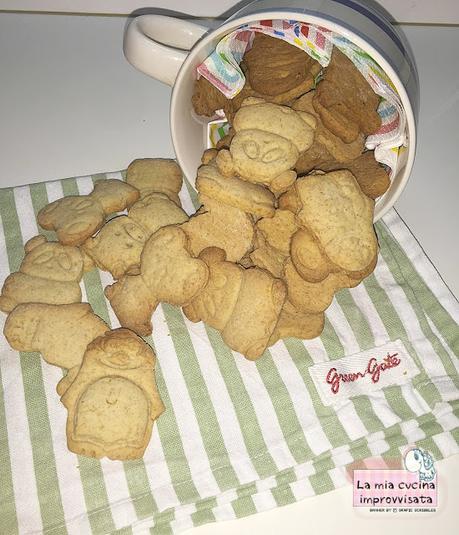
82 216 148 279
196 163 276 219
83 187 188 279
4 302 109 368
184 248 286 360
295 170 378 277
38 180 139 246
126 158 183 205
181 195 254 262
60 328 164 460
215 99 316 190
105 225 209 336
0 235 85 313
313 48 381 143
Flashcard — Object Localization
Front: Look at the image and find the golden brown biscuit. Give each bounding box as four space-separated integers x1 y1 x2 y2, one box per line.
256 209 299 255
183 247 244 330
268 300 325 345
293 90 365 165
83 216 148 279
0 236 84 313
277 186 301 214
4 303 109 368
90 179 140 213
181 196 254 262
242 33 320 97
283 259 343 314
126 159 183 204
313 49 381 142
223 267 286 360
128 192 189 235
61 328 164 460
37 180 140 246
106 226 209 335
295 170 378 276
249 244 286 278
196 163 276 218
290 228 334 283
318 151 390 199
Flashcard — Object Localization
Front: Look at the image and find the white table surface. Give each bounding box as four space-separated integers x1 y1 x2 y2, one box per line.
0 11 457 535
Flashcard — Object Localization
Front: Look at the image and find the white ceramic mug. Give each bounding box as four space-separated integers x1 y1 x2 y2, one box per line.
124 0 419 221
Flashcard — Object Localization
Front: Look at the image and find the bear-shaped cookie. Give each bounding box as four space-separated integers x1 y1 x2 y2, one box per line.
184 247 286 360
3 302 109 368
0 235 85 313
60 328 164 460
105 226 209 336
215 98 316 191
37 180 139 246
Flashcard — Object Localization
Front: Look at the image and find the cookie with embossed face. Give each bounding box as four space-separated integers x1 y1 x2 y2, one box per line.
216 99 316 190
0 235 86 313
60 328 164 460
83 215 148 279
295 170 378 277
37 180 139 246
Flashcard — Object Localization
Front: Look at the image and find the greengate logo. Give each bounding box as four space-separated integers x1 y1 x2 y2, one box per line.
308 340 420 407
325 353 401 394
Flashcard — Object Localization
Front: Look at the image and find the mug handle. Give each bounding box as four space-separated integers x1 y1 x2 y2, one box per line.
123 15 210 86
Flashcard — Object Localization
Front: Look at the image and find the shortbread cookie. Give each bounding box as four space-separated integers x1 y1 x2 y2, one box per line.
293 90 365 164
256 209 299 255
223 267 286 360
61 328 164 460
106 226 209 335
83 215 148 279
183 247 244 330
242 33 320 97
0 236 84 313
249 243 286 278
283 259 343 314
277 186 301 214
128 192 189 236
196 163 276 218
126 158 183 204
295 170 378 276
313 49 381 142
318 151 390 199
181 196 254 262
37 180 139 246
105 275 158 336
269 300 325 345
290 228 334 283
184 248 286 360
4 303 109 368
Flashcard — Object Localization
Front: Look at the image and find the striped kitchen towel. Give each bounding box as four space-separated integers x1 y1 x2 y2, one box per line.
0 170 458 535
197 19 405 174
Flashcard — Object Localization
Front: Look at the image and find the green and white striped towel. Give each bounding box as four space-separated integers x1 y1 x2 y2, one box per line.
0 170 458 535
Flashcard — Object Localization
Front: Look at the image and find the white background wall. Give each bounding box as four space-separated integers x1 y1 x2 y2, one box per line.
0 0 458 24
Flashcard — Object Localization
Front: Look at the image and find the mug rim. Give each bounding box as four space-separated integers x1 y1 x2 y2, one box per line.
171 10 417 222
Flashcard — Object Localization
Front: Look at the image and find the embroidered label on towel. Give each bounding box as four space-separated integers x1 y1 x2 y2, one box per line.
309 339 420 406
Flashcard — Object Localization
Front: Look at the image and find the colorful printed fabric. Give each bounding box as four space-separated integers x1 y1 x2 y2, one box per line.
197 19 406 174
0 170 458 535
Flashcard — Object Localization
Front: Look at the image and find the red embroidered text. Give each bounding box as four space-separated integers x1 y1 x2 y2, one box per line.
325 353 401 394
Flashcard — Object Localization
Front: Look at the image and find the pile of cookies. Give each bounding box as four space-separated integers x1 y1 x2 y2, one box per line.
0 34 389 460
